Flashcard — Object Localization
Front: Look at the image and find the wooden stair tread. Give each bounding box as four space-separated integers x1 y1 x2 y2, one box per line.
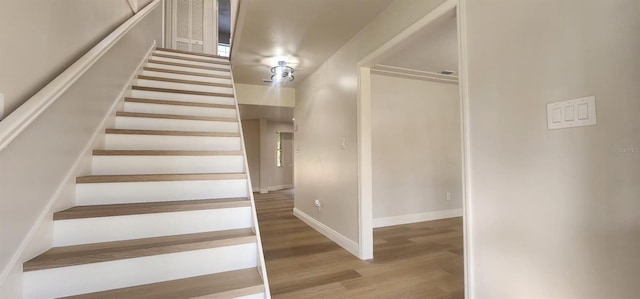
64 268 263 299
76 173 247 184
143 67 231 79
155 47 230 60
24 229 256 271
105 128 240 137
132 85 234 98
54 198 251 220
138 75 233 88
124 97 236 109
152 53 230 65
147 59 229 72
116 111 237 122
92 149 243 156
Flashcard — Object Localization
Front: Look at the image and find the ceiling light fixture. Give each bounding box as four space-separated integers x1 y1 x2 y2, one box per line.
270 61 294 83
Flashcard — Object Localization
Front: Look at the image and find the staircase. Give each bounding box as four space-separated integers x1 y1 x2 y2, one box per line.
22 48 269 298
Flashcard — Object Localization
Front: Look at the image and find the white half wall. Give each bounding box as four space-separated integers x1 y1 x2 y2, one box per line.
371 74 462 227
462 0 640 297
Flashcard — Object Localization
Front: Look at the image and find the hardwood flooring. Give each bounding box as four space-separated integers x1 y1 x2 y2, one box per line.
255 191 464 299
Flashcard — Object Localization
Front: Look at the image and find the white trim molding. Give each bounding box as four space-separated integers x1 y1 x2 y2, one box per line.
373 209 463 228
371 65 459 85
293 208 360 257
0 0 161 152
127 0 139 13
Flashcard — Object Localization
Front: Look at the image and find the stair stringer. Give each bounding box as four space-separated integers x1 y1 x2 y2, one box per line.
228 61 272 298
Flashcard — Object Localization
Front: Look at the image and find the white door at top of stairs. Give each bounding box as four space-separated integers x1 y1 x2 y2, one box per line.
168 0 218 54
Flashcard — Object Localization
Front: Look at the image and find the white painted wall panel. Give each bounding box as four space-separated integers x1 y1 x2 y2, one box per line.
76 179 248 205
151 55 230 69
53 207 253 246
123 102 236 118
114 116 239 132
154 50 228 63
92 155 244 175
135 79 234 94
146 63 230 76
104 134 241 151
23 243 257 298
129 90 235 105
141 70 232 85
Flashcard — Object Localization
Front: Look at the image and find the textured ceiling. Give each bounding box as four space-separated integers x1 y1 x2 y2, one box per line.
230 0 395 86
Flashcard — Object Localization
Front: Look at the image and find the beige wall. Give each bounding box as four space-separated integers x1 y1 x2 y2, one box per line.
0 3 162 296
0 0 154 118
462 0 640 297
241 119 294 192
241 119 261 190
371 74 462 223
263 123 294 191
234 83 295 107
295 0 447 244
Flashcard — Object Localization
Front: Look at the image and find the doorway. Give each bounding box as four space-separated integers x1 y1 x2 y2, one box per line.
238 104 295 194
164 0 218 54
356 2 466 292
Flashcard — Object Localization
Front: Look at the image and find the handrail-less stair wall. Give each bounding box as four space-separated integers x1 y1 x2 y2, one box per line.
0 1 270 297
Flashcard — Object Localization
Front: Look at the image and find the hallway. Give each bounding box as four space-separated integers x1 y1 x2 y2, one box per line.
254 191 464 298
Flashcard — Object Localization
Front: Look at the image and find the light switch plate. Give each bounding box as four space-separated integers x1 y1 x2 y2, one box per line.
547 96 596 129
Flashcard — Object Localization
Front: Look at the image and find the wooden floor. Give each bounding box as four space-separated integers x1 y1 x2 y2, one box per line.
255 190 464 299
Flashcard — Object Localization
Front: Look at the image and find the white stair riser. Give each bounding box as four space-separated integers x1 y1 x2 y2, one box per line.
141 70 232 85
92 155 245 175
76 179 248 205
23 243 258 299
114 116 239 133
104 134 241 151
135 79 233 94
123 102 236 118
151 55 230 69
129 89 235 105
147 63 229 77
154 50 229 64
53 207 252 246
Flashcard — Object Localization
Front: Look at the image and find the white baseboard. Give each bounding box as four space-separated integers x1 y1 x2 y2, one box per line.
258 184 293 194
292 208 359 258
373 208 462 228
268 184 293 192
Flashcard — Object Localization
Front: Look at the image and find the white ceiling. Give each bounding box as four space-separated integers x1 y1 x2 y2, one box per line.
231 0 396 86
376 11 458 76
239 104 294 123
